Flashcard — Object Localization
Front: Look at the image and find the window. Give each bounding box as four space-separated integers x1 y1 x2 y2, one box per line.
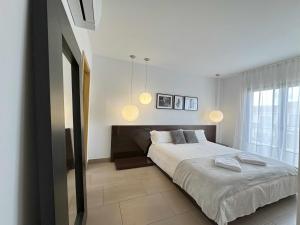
246 86 300 166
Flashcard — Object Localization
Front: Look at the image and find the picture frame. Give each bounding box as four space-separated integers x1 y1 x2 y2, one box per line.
156 93 173 109
184 96 198 111
173 95 184 110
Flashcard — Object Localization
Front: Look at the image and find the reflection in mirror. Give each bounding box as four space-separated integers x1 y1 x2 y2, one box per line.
62 53 77 225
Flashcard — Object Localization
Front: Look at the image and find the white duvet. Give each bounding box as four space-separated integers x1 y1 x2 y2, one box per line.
147 142 298 225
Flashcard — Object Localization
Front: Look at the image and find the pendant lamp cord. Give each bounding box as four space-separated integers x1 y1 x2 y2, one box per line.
145 60 148 91
217 77 220 108
215 74 221 109
144 58 150 92
130 57 134 103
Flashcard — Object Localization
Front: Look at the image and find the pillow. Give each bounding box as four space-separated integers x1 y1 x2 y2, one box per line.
170 130 186 144
183 129 207 142
150 130 172 144
183 130 199 143
195 130 207 142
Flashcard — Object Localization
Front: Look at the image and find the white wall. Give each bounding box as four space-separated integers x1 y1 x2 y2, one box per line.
0 0 39 225
62 54 74 129
88 55 216 159
219 75 242 147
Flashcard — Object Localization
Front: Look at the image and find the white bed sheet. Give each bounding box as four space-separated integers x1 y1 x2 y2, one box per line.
147 142 297 225
148 141 238 178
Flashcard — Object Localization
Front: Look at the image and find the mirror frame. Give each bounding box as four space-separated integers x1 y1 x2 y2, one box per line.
32 0 87 224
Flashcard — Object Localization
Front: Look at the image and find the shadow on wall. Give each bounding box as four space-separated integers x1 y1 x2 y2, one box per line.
17 0 40 224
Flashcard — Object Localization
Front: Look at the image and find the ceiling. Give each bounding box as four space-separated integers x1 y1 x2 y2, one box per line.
89 0 300 77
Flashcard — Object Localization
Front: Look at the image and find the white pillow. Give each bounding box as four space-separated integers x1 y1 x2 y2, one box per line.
195 130 207 142
150 130 172 144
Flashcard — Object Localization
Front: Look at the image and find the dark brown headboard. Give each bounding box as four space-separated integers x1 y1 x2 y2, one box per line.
111 125 216 161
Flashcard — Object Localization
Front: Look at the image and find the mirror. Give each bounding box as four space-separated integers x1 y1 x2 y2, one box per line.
62 53 77 225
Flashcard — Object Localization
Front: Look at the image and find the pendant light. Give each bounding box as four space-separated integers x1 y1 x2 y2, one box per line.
209 110 224 123
209 74 224 123
139 58 152 105
121 55 139 122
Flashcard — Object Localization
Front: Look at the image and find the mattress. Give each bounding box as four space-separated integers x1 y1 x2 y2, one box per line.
147 142 297 225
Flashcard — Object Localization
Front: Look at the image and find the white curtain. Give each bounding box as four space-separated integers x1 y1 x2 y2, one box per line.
234 57 300 166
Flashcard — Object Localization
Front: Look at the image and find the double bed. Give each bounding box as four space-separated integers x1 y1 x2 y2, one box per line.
148 141 297 225
111 125 298 225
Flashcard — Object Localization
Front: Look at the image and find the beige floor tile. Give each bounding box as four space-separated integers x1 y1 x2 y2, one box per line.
87 203 123 225
120 193 175 225
90 171 124 187
86 162 297 225
103 181 147 204
87 187 103 209
87 162 116 174
120 166 168 181
141 176 176 194
149 211 207 225
188 209 216 225
161 189 195 214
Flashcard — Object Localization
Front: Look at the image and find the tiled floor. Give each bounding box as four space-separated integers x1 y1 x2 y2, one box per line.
86 162 297 225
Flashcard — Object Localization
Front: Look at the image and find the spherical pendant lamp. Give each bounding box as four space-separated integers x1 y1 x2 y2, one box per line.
209 74 224 124
121 104 139 122
122 55 139 122
139 92 152 105
139 58 152 105
209 110 224 123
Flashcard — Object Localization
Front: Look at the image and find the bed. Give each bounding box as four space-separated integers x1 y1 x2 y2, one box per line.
110 125 297 225
147 141 297 225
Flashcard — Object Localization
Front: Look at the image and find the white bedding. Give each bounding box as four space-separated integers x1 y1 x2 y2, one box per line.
148 141 237 177
147 142 298 225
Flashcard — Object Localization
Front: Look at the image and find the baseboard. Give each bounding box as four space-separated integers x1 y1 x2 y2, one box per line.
88 158 111 164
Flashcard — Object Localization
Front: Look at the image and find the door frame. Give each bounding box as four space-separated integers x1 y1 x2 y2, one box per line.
32 0 87 224
82 52 90 166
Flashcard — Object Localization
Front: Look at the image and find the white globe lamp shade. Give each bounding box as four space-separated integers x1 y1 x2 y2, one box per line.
121 105 139 122
139 92 152 105
209 110 224 123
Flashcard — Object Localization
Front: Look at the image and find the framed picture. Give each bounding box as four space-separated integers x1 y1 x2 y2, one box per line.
173 95 184 110
184 96 198 111
156 93 173 109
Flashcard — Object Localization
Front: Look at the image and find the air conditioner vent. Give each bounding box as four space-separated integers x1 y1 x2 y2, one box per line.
67 0 102 30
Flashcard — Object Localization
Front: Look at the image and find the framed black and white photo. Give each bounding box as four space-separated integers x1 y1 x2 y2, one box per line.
184 96 198 111
173 95 184 110
156 93 173 109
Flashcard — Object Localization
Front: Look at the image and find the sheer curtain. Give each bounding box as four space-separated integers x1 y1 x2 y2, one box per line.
234 57 300 166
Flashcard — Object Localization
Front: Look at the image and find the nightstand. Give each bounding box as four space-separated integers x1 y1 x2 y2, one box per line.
114 156 154 170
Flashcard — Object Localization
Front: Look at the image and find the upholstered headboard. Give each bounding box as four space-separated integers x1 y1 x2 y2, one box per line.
110 125 216 161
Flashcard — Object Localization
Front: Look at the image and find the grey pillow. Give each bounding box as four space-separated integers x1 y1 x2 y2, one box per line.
183 130 199 143
170 130 186 144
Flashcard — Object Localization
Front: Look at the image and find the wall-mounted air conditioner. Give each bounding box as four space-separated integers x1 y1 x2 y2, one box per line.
67 0 102 30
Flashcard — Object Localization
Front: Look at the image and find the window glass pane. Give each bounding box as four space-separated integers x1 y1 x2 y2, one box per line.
250 89 279 145
247 86 300 166
288 86 300 102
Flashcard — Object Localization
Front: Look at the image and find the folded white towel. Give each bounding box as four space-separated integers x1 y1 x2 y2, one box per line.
215 156 241 172
237 153 266 166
